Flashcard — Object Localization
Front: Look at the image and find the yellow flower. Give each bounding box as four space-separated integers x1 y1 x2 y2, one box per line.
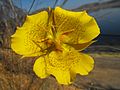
11 7 100 85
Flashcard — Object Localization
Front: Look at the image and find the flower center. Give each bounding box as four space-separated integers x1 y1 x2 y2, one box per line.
46 32 63 52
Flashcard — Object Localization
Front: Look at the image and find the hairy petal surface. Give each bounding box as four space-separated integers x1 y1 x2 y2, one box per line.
11 11 48 57
33 57 49 78
54 7 100 44
71 52 94 75
33 48 94 85
45 51 71 85
65 41 95 51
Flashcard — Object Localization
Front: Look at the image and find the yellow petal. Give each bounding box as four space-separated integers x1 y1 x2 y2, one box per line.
11 11 48 57
71 53 94 75
49 69 71 85
37 48 94 84
66 41 95 51
46 66 71 85
33 57 49 78
70 71 76 82
45 51 72 85
78 18 100 43
21 51 46 58
54 7 100 44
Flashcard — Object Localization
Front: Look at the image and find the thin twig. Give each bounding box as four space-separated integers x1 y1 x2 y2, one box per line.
9 0 19 25
53 0 59 8
28 0 36 14
60 0 68 7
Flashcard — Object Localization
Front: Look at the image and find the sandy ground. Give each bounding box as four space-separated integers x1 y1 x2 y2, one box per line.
74 55 120 90
0 51 120 90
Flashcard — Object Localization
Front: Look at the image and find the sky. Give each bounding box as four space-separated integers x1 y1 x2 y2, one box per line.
13 0 100 12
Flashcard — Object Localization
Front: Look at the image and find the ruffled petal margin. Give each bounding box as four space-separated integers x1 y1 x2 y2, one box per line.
71 53 94 75
11 11 48 57
33 57 49 78
54 7 100 44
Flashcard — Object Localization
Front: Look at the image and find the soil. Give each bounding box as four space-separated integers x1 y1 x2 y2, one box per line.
75 55 120 90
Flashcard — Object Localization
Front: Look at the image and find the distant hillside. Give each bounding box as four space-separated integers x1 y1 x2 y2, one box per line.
95 34 120 45
72 0 120 12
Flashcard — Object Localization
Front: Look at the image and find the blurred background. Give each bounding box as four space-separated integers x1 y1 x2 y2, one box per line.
0 0 120 90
